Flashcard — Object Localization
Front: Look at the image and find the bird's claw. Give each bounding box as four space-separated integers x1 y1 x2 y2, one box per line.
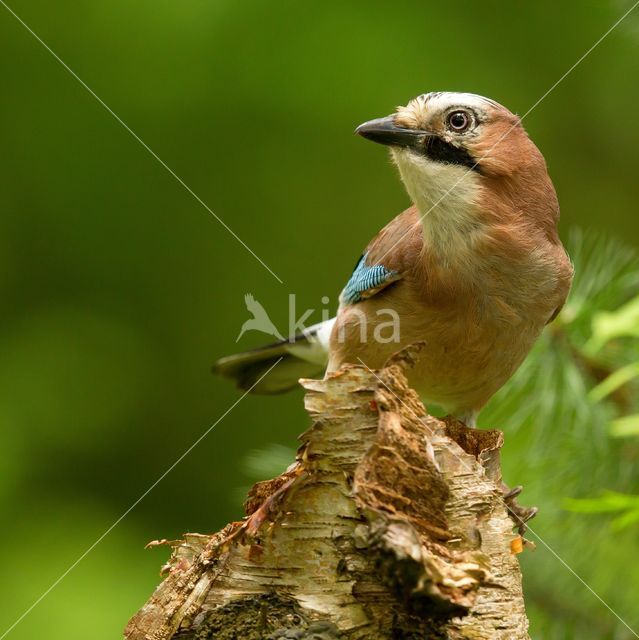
502 483 538 537
503 484 523 501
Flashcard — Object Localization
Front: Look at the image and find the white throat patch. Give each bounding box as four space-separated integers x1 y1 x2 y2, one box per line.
391 148 483 259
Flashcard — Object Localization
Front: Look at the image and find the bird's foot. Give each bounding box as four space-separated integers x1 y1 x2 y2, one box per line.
502 483 538 537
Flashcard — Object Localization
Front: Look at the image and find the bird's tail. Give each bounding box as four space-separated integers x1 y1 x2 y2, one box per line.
213 319 335 394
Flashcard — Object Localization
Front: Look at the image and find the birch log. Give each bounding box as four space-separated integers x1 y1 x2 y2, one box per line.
125 345 530 640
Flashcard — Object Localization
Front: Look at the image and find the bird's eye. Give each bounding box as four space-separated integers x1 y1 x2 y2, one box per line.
447 110 471 132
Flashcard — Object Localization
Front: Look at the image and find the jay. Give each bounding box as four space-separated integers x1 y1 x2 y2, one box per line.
216 92 573 428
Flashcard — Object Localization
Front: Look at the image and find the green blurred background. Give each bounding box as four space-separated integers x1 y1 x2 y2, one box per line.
1 1 639 638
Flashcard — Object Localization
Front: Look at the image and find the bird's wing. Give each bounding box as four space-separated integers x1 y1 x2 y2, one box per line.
339 206 422 305
340 254 401 304
214 318 334 394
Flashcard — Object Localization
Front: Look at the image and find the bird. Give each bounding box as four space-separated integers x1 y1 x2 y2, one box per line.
215 92 573 428
235 293 284 343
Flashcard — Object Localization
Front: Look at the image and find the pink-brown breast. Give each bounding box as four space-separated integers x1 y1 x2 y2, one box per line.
328 206 572 416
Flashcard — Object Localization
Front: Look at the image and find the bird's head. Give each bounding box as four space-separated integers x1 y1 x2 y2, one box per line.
356 91 539 176
356 91 557 235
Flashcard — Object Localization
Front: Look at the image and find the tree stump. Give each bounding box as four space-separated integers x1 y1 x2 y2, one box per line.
125 346 530 639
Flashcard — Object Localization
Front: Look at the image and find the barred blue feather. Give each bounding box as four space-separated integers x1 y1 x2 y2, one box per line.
341 253 397 304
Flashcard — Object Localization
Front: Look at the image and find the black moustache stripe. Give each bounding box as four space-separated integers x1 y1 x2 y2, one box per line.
423 136 480 172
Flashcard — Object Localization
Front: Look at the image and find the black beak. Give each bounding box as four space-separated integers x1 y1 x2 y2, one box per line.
355 115 433 150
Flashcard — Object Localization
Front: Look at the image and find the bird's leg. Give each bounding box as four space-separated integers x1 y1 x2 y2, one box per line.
454 410 478 428
502 482 538 536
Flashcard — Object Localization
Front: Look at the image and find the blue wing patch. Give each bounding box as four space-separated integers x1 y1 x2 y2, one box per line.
341 253 398 305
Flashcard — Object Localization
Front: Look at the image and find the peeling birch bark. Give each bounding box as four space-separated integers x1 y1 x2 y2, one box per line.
125 346 530 640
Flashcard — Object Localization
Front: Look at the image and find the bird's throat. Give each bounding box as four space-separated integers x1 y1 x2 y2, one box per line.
392 149 483 259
